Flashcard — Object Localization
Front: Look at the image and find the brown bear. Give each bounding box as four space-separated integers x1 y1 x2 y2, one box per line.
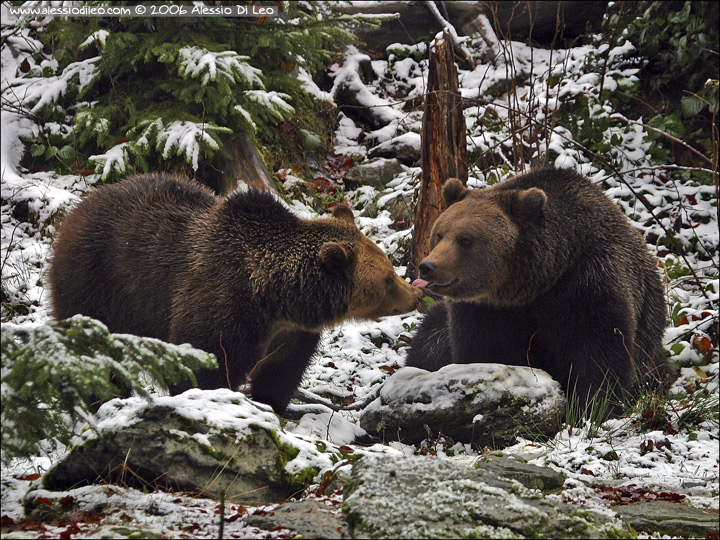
49 173 422 413
406 168 675 412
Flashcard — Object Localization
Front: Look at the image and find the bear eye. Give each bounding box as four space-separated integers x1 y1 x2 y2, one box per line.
458 237 473 248
436 233 443 242
385 276 394 285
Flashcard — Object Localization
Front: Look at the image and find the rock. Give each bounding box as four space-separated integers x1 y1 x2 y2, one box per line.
344 158 405 189
343 453 633 539
41 390 332 504
612 500 719 539
476 454 565 491
333 2 607 53
483 1 608 43
245 500 348 539
332 53 403 130
368 132 421 165
380 193 414 225
360 364 565 448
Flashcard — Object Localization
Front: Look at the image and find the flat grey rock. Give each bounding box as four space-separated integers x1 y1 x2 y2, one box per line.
612 500 719 538
246 500 348 538
344 157 404 189
343 453 632 539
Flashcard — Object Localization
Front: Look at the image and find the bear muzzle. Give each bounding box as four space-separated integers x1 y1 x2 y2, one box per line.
413 259 457 293
395 280 424 313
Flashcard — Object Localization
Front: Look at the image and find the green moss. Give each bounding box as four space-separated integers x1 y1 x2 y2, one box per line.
258 426 319 488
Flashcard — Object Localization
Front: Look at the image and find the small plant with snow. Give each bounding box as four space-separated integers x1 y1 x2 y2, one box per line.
1 315 216 463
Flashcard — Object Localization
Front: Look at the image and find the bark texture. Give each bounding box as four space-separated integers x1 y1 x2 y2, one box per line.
410 30 467 279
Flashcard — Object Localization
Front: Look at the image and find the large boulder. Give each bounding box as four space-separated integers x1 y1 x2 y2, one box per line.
360 364 565 447
343 453 633 539
41 390 334 504
344 157 404 189
368 132 421 165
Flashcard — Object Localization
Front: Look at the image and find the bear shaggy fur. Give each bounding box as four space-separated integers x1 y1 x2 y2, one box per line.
49 173 422 413
406 168 674 409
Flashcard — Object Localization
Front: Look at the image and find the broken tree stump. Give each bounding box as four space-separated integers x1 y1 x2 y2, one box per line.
410 30 468 279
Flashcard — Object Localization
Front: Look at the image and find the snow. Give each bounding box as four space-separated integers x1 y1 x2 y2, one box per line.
287 406 368 446
334 112 367 157
508 416 719 510
89 141 129 178
377 363 562 412
295 66 335 104
244 89 295 120
178 46 263 87
132 119 232 173
0 111 35 182
3 56 99 113
2 7 718 539
89 389 338 477
329 47 405 127
79 29 109 49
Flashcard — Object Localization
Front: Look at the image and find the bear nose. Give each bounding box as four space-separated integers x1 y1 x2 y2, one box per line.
418 260 437 280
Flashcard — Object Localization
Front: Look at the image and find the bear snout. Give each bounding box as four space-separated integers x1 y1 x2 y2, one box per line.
387 278 424 315
418 259 437 280
400 280 424 309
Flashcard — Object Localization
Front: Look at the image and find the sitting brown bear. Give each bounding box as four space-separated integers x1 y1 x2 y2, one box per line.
49 173 422 413
407 168 675 411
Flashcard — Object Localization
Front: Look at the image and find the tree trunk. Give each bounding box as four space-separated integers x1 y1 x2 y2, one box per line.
410 30 468 279
187 132 276 196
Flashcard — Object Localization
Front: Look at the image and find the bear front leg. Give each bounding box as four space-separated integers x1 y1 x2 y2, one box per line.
548 328 633 415
249 328 322 414
449 302 536 366
405 301 453 371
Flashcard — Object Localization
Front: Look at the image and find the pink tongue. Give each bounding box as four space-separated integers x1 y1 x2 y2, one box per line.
412 278 429 289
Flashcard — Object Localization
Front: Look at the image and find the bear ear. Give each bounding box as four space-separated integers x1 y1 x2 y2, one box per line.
332 204 355 225
516 187 547 222
443 178 468 206
319 241 354 269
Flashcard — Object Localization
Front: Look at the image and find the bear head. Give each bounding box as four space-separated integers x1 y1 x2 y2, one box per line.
415 178 547 304
321 205 423 321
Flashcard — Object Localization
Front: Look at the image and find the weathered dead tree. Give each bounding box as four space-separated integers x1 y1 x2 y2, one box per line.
410 30 468 279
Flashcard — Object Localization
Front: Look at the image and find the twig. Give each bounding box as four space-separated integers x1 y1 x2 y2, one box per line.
217 489 225 540
424 2 476 70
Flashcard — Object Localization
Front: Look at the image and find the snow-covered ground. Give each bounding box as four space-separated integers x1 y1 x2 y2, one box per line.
2 6 717 539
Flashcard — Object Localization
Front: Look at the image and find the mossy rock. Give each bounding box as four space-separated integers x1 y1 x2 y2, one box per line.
39 390 323 504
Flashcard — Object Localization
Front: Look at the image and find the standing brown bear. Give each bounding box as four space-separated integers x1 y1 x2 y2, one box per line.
406 168 675 411
49 174 422 413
